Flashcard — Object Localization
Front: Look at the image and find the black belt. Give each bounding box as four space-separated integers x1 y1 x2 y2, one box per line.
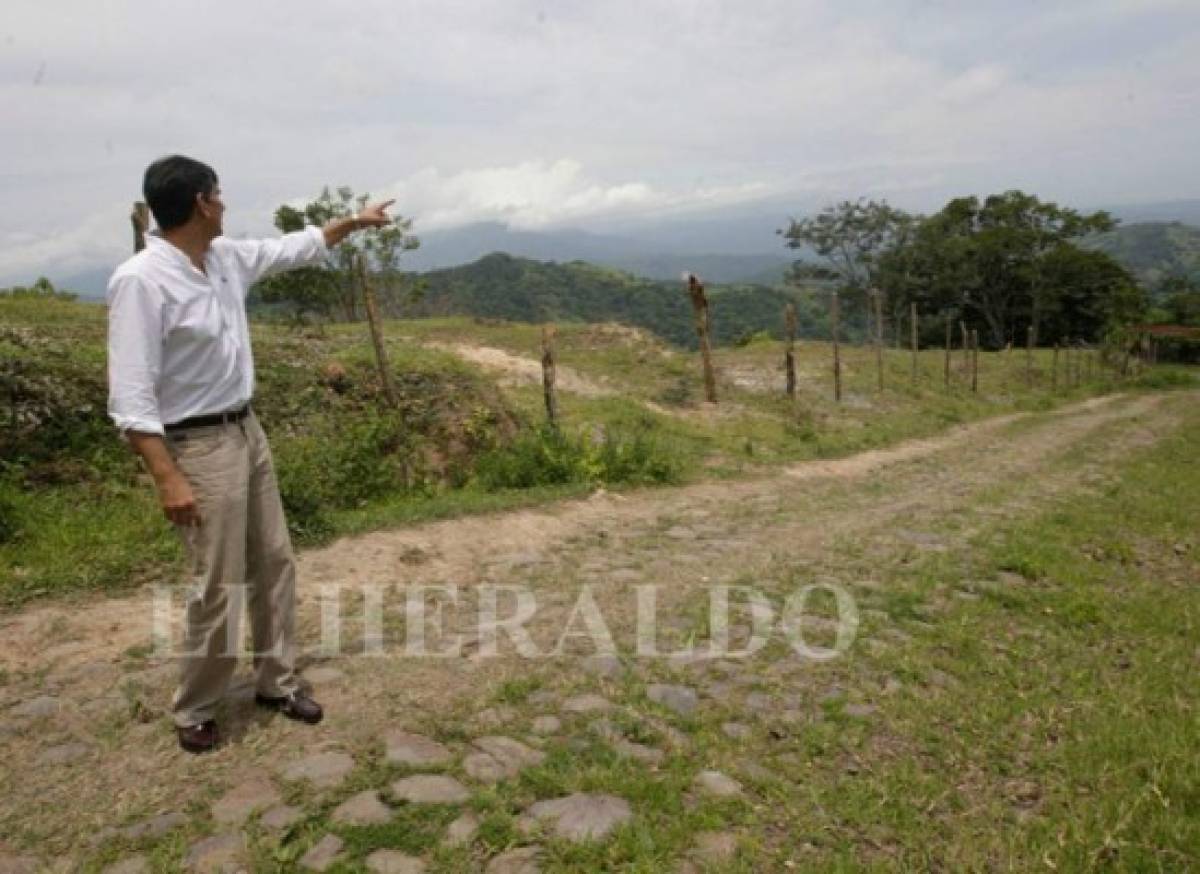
165 404 250 432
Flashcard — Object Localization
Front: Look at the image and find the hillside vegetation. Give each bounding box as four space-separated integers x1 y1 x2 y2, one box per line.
383 253 837 348
1086 221 1200 289
4 291 1191 608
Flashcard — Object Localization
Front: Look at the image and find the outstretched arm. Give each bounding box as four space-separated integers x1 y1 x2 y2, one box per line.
323 199 395 248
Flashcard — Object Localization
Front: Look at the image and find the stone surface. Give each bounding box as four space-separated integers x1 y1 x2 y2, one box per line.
364 849 426 873
282 751 355 788
211 774 282 825
722 722 752 740
530 715 560 735
464 736 545 782
299 835 344 872
260 805 303 832
524 793 632 842
121 812 188 842
485 847 541 873
843 703 877 718
646 684 699 717
0 855 38 874
383 731 453 768
101 856 149 874
561 694 612 714
332 791 393 825
612 739 664 765
183 833 245 873
693 831 738 862
11 696 60 719
693 770 744 798
744 692 774 712
445 812 480 846
37 742 90 766
581 654 621 678
391 774 470 804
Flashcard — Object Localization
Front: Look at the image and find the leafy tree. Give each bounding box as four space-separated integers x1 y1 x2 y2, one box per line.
254 187 419 323
876 191 1126 347
780 199 916 330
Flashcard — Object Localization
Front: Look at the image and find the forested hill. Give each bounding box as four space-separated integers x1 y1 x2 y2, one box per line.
1085 222 1200 290
400 253 823 348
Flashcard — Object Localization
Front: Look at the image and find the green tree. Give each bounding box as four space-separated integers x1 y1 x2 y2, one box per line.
256 187 419 323
780 199 916 331
876 191 1124 347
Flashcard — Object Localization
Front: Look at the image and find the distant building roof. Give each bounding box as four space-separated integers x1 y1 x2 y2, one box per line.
1134 324 1200 339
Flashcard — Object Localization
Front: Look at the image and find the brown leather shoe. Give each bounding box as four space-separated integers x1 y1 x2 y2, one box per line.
177 720 219 753
255 691 323 725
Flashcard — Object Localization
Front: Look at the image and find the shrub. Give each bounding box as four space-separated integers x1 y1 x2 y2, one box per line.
472 423 680 491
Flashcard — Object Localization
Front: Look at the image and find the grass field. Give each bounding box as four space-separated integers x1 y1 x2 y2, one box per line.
1 295 1192 609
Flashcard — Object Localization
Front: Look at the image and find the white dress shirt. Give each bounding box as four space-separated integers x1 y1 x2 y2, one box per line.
107 226 327 434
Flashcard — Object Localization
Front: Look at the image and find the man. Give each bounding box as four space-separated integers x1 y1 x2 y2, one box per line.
107 155 393 753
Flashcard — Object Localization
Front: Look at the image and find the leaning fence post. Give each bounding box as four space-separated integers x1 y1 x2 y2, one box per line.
686 274 718 404
355 252 396 407
541 324 559 427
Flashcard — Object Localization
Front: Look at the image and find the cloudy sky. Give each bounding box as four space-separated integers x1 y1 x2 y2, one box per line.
2 0 1198 285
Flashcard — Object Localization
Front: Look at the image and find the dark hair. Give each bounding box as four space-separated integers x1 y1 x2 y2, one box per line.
142 155 219 231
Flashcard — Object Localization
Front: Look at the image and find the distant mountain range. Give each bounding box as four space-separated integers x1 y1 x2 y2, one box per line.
46 197 1200 300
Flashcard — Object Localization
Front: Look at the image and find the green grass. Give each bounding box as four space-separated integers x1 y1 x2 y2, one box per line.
2 295 1194 608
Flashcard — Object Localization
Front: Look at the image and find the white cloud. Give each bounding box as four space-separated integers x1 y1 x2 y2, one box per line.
1 0 1198 284
377 160 770 231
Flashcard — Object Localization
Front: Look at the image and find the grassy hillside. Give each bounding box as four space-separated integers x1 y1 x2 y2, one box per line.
2 293 1192 608
389 253 832 348
1085 221 1200 290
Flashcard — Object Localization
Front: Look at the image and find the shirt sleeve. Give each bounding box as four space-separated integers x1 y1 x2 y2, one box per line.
107 272 166 436
224 225 328 291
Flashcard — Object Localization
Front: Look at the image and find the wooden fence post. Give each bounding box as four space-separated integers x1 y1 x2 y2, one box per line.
1025 324 1034 387
874 290 885 392
960 320 970 373
944 312 952 389
541 324 558 427
910 302 918 384
131 201 149 253
355 252 396 407
970 329 979 394
686 275 718 404
784 304 797 398
1052 343 1060 391
831 291 842 403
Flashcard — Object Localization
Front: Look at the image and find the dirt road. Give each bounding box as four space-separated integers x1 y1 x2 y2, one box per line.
0 390 1190 872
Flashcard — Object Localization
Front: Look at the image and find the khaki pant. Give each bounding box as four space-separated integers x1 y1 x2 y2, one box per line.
166 409 299 727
